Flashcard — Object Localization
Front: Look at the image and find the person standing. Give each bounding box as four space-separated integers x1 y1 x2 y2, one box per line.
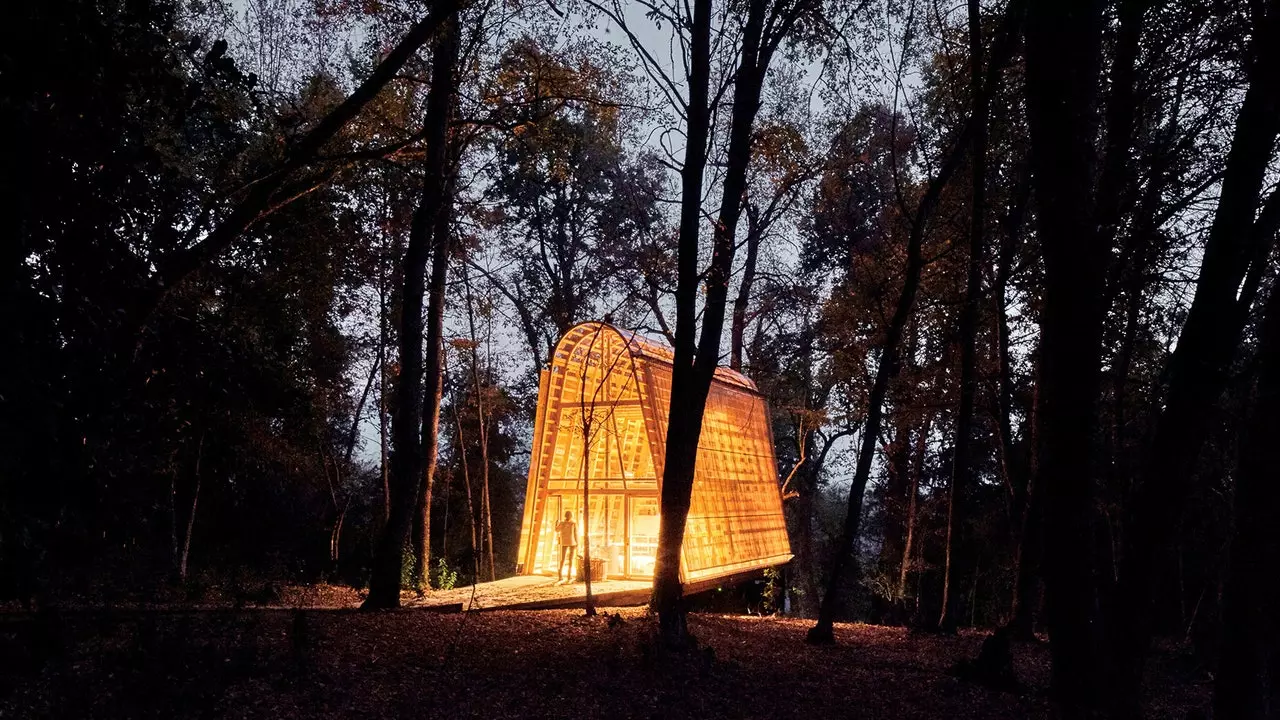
556 511 577 583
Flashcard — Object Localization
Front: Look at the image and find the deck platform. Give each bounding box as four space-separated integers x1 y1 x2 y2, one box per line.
407 575 652 612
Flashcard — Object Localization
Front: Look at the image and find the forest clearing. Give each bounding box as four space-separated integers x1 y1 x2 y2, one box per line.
0 606 1210 719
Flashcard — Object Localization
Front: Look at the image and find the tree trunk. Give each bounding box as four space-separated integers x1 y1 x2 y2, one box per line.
729 205 763 372
455 376 480 586
379 247 391 527
938 0 989 634
1023 0 1108 708
363 9 460 610
897 417 928 604
413 192 456 592
653 0 773 647
463 268 497 582
993 169 1030 529
178 432 204 582
650 0 714 646
1005 378 1042 640
1110 2 1280 710
881 417 912 577
1214 279 1280 720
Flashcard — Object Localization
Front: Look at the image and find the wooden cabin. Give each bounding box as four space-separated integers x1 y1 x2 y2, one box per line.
515 322 792 586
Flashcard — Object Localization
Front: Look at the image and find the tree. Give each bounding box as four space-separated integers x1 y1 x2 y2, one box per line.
123 3 455 345
807 0 1024 644
365 4 462 609
937 0 991 633
1214 273 1280 719
648 0 822 647
1109 0 1280 709
1021 0 1109 707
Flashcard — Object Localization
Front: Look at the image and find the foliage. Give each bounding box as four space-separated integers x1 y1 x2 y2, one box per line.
432 557 460 591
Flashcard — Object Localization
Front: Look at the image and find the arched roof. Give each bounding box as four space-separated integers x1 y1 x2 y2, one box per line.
553 322 759 393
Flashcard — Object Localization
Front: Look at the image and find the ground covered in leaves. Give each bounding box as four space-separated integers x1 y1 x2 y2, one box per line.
1 607 1210 718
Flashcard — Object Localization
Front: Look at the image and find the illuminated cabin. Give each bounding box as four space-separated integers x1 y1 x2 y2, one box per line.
515 322 792 585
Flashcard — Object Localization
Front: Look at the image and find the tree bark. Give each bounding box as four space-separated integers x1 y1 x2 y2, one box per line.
938 0 989 633
1023 0 1109 708
364 8 460 610
1110 2 1280 710
1214 275 1280 720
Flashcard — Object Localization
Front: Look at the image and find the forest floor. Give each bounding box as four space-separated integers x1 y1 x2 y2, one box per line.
0 605 1211 719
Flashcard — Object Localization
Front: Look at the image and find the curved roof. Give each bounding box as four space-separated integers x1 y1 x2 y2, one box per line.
554 322 759 392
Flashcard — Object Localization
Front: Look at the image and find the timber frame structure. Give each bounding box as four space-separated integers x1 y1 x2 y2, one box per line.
515 322 793 585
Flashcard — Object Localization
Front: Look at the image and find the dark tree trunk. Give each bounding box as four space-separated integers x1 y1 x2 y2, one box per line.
1005 379 1042 641
412 183 456 592
364 10 460 610
1023 0 1108 708
463 269 497 583
897 417 928 605
788 481 819 615
992 164 1029 514
729 206 763 372
881 418 912 575
454 380 480 585
650 0 713 645
379 253 391 528
178 432 204 582
938 0 989 633
804 188 927 642
653 0 780 646
1110 2 1280 710
1214 279 1280 720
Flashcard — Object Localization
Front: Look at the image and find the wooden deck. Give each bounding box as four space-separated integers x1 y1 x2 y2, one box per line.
406 575 652 612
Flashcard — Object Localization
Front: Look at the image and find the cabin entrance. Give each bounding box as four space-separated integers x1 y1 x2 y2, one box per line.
529 493 659 579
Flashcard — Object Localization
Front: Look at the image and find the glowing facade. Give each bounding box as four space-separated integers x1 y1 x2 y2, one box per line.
515 322 793 584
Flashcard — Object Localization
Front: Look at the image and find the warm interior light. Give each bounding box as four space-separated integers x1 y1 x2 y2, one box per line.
515 322 792 584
